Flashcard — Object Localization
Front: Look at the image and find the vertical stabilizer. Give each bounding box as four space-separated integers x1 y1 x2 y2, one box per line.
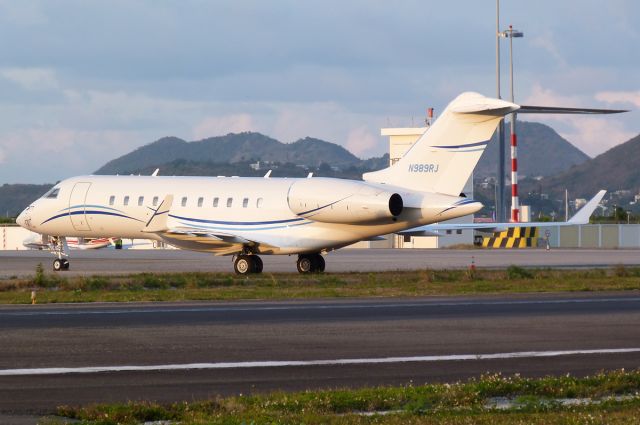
364 92 518 195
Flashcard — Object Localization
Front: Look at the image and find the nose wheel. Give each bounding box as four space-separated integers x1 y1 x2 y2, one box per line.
296 254 325 273
234 254 263 274
53 258 70 271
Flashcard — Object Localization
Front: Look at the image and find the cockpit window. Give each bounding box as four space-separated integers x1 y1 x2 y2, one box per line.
43 188 60 199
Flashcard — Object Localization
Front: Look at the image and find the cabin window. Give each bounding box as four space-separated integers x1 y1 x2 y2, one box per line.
213 197 219 207
181 197 188 207
242 198 249 208
152 196 159 206
403 235 411 243
197 197 204 207
256 198 263 208
446 230 452 235
44 188 60 199
456 229 462 235
226 197 233 208
138 196 144 206
109 195 115 206
123 196 130 206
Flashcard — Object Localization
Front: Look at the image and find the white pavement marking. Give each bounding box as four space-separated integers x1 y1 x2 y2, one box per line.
1 348 639 376
1 297 639 316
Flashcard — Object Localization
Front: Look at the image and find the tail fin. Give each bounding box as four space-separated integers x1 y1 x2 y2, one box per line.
364 92 518 195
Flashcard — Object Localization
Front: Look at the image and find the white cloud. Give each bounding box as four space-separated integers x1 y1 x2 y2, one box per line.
192 114 255 140
523 84 635 156
345 126 377 157
0 67 59 91
555 117 635 157
596 90 640 108
530 31 567 68
0 147 5 164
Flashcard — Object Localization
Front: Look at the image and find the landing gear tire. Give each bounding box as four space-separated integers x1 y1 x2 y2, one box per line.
234 255 252 275
297 255 313 273
253 255 263 273
312 254 325 272
297 254 325 274
53 258 69 272
234 255 263 274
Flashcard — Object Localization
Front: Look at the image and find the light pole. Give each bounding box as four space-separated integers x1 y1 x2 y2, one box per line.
495 0 505 222
500 24 524 222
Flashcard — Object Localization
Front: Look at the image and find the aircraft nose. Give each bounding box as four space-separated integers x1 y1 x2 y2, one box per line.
16 206 32 229
16 211 25 227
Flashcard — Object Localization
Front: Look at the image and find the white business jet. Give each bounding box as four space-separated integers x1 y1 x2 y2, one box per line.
15 92 624 274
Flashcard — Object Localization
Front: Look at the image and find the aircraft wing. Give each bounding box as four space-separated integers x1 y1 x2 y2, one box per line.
399 190 606 236
141 194 277 255
165 227 252 245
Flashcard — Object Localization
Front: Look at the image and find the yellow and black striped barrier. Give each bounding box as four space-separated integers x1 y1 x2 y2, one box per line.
482 227 538 248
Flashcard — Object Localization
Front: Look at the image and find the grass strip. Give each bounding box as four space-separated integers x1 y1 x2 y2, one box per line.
2 265 640 304
44 369 640 424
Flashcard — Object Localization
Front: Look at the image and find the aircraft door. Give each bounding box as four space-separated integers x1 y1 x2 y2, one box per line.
69 182 92 231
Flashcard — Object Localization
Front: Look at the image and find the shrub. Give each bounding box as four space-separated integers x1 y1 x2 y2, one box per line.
506 265 533 280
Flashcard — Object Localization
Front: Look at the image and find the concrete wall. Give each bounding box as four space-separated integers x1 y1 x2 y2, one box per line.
539 224 640 249
1 226 35 250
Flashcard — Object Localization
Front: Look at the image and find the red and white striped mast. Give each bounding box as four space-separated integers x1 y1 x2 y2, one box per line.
502 24 524 222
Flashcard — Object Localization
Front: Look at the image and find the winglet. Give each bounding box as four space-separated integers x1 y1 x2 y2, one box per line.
568 190 606 224
142 195 173 232
152 168 160 176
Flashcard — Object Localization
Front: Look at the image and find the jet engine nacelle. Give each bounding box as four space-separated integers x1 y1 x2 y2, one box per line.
288 179 403 224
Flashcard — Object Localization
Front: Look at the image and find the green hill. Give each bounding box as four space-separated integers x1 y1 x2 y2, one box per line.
0 184 53 218
522 133 640 199
96 133 361 175
476 121 590 178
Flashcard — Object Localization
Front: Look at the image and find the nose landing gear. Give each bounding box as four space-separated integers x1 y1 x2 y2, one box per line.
50 236 70 271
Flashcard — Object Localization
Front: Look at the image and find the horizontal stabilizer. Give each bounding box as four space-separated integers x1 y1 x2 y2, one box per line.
518 106 628 114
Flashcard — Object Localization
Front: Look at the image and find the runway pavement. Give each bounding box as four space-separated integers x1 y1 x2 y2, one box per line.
1 293 639 417
1 248 640 277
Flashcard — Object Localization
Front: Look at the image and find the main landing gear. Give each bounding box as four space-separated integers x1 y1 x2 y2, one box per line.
232 253 326 274
296 253 325 274
233 254 263 275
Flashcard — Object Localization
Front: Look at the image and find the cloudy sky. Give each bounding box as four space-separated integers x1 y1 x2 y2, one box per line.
0 0 638 183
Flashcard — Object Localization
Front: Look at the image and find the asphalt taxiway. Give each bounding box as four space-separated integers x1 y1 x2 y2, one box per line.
1 293 639 416
1 248 640 277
